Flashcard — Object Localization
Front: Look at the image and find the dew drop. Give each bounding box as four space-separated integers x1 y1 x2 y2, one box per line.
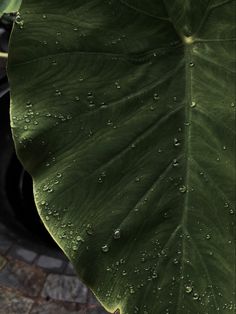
185 285 193 294
163 212 168 219
153 93 160 101
100 104 108 109
98 177 103 184
173 159 179 167
76 235 84 242
174 138 181 147
55 89 62 96
179 185 187 193
86 224 94 236
101 245 109 253
122 270 127 276
190 101 196 108
15 14 22 24
15 13 24 28
193 293 199 300
135 177 140 182
106 120 113 126
115 81 121 89
113 229 121 240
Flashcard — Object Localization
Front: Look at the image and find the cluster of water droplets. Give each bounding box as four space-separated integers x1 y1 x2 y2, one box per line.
15 12 24 29
12 101 39 131
42 172 62 194
105 34 127 47
39 198 65 224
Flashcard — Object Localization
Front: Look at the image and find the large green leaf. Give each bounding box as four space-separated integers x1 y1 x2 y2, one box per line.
0 0 21 17
8 1 235 313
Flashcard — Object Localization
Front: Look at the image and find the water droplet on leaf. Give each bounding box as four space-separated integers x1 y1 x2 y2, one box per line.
185 285 193 294
113 229 121 239
101 245 109 253
153 93 160 101
174 138 181 147
179 185 187 193
193 293 199 300
173 159 179 167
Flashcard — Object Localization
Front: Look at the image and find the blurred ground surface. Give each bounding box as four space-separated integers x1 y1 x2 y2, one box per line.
0 222 110 314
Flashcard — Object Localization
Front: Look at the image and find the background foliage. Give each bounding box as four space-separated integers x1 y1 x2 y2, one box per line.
0 0 21 17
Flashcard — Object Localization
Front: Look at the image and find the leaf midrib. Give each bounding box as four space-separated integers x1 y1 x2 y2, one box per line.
176 41 220 313
174 40 192 314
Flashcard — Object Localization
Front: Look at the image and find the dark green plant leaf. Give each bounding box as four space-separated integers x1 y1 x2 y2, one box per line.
0 0 22 17
8 1 235 313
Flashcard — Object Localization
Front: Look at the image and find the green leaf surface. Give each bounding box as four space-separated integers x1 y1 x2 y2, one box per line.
0 0 21 16
8 1 236 313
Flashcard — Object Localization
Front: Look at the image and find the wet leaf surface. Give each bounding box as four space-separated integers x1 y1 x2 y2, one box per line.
8 1 236 313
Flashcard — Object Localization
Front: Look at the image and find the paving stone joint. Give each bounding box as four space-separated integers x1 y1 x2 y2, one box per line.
0 222 110 314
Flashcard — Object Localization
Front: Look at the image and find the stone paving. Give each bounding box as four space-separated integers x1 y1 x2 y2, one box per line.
0 222 110 314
